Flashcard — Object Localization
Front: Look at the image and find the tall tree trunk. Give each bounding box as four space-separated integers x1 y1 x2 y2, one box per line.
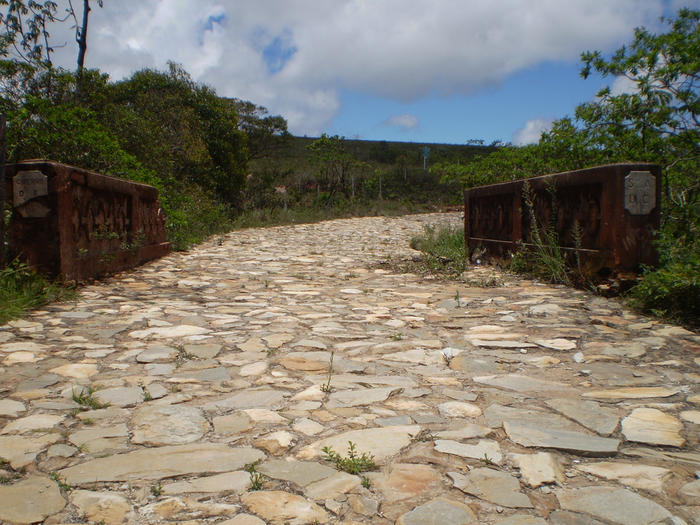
76 0 91 75
0 114 6 266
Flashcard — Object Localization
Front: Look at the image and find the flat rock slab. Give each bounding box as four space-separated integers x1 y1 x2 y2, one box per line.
396 497 477 525
0 434 60 468
545 398 619 435
58 443 264 484
297 425 421 463
162 471 250 495
508 452 563 487
204 389 286 411
574 461 671 493
241 490 329 524
1 413 65 434
94 386 144 408
258 459 336 486
621 407 685 447
434 439 503 464
371 463 442 503
131 404 210 445
495 516 548 525
555 486 678 525
71 489 131 524
474 374 572 393
0 476 65 524
484 404 579 431
449 468 532 508
326 386 401 407
504 421 619 456
582 386 680 400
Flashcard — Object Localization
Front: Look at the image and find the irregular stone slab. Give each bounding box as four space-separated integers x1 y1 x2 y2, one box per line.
548 510 607 525
449 355 502 375
437 401 482 418
0 476 66 524
495 516 547 525
204 389 286 411
240 361 268 376
129 324 211 339
474 374 572 393
434 423 492 440
183 343 222 359
0 434 61 468
258 459 336 486
58 444 264 484
243 408 287 424
241 490 329 524
575 461 671 493
371 463 442 503
219 514 266 525
449 468 532 508
555 486 678 525
508 452 563 487
1 413 64 434
434 439 503 465
131 405 210 445
504 421 619 456
396 497 477 525
680 410 700 424
71 489 131 525
94 386 144 407
0 341 49 353
69 424 129 449
582 386 680 400
621 407 685 447
162 471 250 495
293 417 324 436
253 430 296 455
50 362 99 378
297 425 421 463
16 373 59 391
679 479 700 504
326 386 400 408
304 471 361 500
136 345 177 363
213 413 253 434
545 398 619 435
534 338 577 351
468 339 536 349
144 495 239 520
484 404 578 431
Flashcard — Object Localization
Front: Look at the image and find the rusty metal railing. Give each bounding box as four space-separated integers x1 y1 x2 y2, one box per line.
4 160 170 281
464 163 661 274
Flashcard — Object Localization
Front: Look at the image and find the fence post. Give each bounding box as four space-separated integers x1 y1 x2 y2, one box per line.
0 114 6 267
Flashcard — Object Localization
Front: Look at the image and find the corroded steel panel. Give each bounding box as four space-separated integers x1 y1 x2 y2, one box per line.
5 160 170 281
464 163 661 274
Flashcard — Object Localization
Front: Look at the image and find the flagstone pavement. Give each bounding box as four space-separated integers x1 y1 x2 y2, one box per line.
0 212 698 524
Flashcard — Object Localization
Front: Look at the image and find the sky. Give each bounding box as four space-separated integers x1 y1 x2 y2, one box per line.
44 0 700 145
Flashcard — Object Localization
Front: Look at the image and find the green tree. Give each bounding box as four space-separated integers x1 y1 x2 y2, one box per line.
231 98 290 160
307 134 359 202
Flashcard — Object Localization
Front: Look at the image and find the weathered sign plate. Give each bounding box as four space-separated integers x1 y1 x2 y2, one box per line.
624 171 656 215
13 170 48 207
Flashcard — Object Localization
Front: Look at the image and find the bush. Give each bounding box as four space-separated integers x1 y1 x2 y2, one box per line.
409 225 467 275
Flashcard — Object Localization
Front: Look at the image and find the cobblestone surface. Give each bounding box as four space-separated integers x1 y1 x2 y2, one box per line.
0 212 698 524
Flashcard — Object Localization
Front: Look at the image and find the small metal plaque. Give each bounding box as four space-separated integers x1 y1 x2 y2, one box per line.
13 170 48 207
624 171 656 215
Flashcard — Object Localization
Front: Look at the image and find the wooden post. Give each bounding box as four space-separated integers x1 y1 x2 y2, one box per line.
0 114 6 266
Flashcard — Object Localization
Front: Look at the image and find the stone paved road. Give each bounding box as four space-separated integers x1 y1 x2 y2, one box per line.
0 213 699 525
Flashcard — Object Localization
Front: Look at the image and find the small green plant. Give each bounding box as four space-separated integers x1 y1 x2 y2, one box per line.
72 386 108 410
150 481 162 497
322 441 377 475
481 453 494 466
175 345 195 367
244 460 265 490
49 471 71 491
361 475 371 489
407 224 467 277
320 350 335 393
391 333 403 341
143 389 153 402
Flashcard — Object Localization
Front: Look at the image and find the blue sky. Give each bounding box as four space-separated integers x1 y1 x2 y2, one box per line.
49 0 700 145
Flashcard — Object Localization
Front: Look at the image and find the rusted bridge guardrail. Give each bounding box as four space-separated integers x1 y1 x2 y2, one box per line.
464 163 661 274
4 160 170 281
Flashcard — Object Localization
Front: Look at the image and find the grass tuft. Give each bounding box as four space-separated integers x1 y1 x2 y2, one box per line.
322 441 377 475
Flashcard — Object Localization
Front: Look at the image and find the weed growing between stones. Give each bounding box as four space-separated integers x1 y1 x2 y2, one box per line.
0 458 25 484
71 386 109 410
361 475 372 489
320 351 335 393
49 471 71 491
244 460 265 490
175 345 196 367
322 441 377 475
150 481 162 497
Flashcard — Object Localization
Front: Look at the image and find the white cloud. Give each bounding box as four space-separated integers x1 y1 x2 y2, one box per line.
383 114 419 130
513 118 553 145
45 0 672 135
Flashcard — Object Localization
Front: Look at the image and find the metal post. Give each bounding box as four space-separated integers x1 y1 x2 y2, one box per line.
0 114 6 266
